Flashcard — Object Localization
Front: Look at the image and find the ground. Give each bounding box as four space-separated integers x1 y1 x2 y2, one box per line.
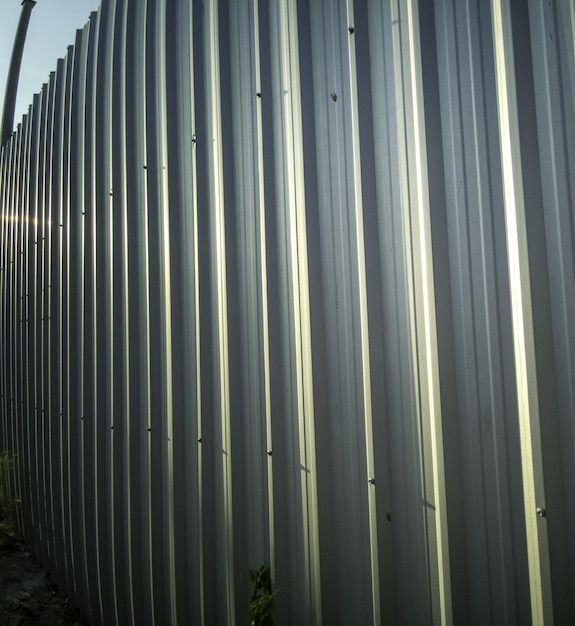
0 526 88 626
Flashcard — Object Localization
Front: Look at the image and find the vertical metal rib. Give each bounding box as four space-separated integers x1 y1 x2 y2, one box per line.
1 0 37 146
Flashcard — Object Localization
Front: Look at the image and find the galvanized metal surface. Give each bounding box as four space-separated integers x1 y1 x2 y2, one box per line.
1 0 574 624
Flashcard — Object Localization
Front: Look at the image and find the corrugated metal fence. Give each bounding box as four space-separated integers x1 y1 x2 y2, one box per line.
1 0 574 624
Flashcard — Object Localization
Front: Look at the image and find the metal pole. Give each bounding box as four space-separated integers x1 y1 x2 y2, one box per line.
1 0 37 147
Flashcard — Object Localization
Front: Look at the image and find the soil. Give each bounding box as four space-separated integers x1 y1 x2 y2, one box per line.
0 525 88 626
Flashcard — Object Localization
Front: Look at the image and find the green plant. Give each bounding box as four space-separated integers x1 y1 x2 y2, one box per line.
0 451 20 528
248 565 274 626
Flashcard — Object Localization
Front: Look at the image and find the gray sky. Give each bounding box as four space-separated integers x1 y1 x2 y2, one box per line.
0 0 101 132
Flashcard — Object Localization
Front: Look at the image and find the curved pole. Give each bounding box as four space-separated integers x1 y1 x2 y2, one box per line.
1 0 37 147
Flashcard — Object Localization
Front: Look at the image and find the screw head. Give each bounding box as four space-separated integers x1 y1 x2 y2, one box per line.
536 507 546 518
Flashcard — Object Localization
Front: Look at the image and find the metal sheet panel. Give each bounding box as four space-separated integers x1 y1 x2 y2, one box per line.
1 1 574 625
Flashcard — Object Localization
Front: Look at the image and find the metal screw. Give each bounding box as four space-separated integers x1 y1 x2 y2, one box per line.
368 477 375 485
331 92 337 102
348 26 355 34
267 450 272 456
197 437 202 443
536 507 546 518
